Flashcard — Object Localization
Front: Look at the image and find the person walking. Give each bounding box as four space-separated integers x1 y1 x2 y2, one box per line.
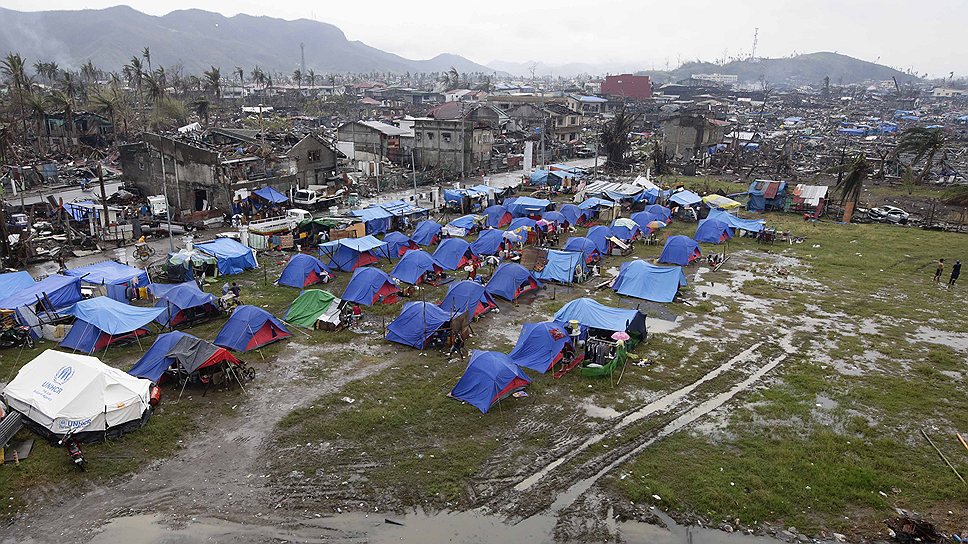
949 260 961 286
934 258 945 283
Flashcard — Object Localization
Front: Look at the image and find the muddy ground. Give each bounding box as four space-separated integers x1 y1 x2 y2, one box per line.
2 213 966 544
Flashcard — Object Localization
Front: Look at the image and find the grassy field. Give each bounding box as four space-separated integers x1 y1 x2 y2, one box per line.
1 188 966 538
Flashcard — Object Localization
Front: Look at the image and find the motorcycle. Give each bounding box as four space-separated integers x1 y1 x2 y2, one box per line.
0 325 34 349
57 429 87 471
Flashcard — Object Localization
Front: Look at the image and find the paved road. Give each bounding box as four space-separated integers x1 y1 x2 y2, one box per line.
4 181 124 207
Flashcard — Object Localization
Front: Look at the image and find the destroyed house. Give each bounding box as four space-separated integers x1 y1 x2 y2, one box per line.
747 180 788 212
119 132 297 217
337 120 412 164
45 111 113 148
661 114 727 159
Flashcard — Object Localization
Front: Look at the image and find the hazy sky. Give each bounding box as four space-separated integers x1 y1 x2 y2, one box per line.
2 1 964 76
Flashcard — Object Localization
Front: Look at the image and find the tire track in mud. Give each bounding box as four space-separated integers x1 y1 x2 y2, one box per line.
477 341 790 521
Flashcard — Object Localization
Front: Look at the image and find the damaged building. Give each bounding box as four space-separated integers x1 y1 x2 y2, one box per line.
119 129 338 217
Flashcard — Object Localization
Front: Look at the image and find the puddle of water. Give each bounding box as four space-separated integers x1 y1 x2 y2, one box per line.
581 401 621 419
514 343 764 492
814 394 838 410
81 506 792 544
547 353 787 513
911 326 968 352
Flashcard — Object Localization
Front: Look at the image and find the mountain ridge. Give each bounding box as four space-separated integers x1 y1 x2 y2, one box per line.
0 6 496 75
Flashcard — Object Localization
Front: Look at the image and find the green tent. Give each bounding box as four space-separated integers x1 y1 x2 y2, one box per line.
285 289 339 327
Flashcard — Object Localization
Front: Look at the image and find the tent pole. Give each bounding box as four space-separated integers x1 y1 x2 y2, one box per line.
177 375 189 401
135 331 144 352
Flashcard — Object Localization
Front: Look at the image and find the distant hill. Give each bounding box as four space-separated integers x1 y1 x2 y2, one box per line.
489 52 918 86
0 6 496 75
663 52 917 86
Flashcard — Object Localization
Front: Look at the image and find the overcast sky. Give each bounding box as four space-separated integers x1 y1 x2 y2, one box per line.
2 1 964 77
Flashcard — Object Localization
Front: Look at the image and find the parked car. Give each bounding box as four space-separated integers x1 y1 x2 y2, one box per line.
867 206 910 224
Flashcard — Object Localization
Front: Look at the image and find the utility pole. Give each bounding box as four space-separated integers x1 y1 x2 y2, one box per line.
411 149 418 198
158 135 175 251
300 43 306 76
97 161 109 235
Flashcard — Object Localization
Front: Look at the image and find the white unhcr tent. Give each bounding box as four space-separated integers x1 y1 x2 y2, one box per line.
2 350 152 436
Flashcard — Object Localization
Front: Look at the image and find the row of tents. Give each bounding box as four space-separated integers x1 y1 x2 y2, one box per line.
448 297 647 413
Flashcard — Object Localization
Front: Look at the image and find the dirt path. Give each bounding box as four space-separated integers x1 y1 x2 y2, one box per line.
3 339 395 544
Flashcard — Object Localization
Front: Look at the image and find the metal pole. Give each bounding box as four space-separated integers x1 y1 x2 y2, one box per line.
97 163 109 232
412 149 418 198
159 135 175 251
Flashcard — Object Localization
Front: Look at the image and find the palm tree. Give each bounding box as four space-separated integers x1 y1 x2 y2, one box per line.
80 60 98 85
293 69 302 89
306 69 316 88
91 88 122 142
124 56 146 130
895 127 948 184
251 66 266 90
203 66 221 100
23 89 49 151
601 105 640 170
1 53 30 143
142 46 152 74
831 153 871 223
192 97 211 126
235 66 245 101
48 89 75 152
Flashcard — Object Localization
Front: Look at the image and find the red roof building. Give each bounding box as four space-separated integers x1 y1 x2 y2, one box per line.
601 74 652 100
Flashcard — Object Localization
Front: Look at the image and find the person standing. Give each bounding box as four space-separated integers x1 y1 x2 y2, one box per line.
934 258 945 283
949 260 961 286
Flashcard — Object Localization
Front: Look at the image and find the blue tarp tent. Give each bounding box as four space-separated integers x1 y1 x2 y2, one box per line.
707 208 765 233
644 205 672 222
439 280 497 319
529 169 559 186
506 197 552 217
391 250 443 285
613 261 687 303
195 238 258 275
484 205 512 228
433 238 474 270
350 206 394 235
553 297 646 338
563 237 601 264
252 187 289 204
659 235 702 266
610 218 642 241
586 225 613 254
342 267 399 306
694 219 733 244
386 302 454 349
379 199 427 218
0 271 34 293
536 250 585 283
411 220 442 246
631 211 662 230
578 197 615 211
470 229 505 256
128 331 194 383
445 214 481 237
449 351 531 414
278 253 330 288
320 235 390 272
559 204 588 227
0 274 82 315
508 217 536 232
508 322 571 374
670 190 702 207
383 231 419 258
485 263 542 302
214 305 291 352
149 281 218 327
60 296 165 353
64 260 149 287
541 211 565 225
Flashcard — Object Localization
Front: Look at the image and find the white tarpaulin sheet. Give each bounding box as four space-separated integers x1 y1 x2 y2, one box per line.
2 350 151 434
